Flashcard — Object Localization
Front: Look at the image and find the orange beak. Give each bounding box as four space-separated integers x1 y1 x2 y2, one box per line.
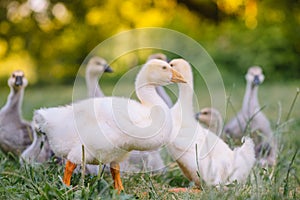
171 69 187 83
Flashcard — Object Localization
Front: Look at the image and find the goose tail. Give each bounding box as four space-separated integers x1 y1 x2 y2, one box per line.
231 137 256 182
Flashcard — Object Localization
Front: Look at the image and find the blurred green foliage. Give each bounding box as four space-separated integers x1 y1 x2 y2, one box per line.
0 0 299 85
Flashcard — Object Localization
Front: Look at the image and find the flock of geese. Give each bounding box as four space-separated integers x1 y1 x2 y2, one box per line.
0 53 277 193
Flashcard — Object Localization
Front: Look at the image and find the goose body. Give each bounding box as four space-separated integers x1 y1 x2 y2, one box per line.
85 56 165 173
167 59 255 186
35 97 167 163
0 70 33 156
224 66 277 166
33 59 186 192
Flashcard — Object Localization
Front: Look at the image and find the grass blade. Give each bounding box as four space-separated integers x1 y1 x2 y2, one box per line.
285 88 300 122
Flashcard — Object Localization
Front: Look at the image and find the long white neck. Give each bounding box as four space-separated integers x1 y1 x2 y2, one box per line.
135 73 168 108
86 72 104 97
1 87 23 117
170 75 198 144
242 81 260 116
119 70 171 151
173 78 194 122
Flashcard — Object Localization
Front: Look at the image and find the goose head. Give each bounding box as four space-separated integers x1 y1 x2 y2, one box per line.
140 59 187 86
147 53 168 62
86 56 113 76
245 66 265 87
195 107 223 133
195 107 215 126
8 70 28 91
169 58 193 85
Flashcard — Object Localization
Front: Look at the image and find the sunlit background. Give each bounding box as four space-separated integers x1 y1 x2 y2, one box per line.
0 0 299 85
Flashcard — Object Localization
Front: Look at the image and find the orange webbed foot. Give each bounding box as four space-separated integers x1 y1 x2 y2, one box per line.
63 160 77 186
110 161 124 194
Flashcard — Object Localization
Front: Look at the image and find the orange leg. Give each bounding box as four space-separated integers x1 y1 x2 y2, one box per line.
63 160 77 186
110 161 124 194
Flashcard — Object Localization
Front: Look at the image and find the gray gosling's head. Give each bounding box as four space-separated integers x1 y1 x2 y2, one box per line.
245 66 265 87
87 56 113 76
8 70 28 91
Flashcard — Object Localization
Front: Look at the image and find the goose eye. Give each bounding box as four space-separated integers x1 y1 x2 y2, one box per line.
162 66 167 70
202 112 208 115
170 64 173 67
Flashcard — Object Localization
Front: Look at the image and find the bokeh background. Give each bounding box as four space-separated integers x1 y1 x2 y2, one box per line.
0 0 299 85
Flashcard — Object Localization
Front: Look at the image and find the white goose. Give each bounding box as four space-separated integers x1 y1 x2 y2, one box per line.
224 66 277 166
0 70 33 156
85 56 165 173
33 59 186 193
167 59 255 187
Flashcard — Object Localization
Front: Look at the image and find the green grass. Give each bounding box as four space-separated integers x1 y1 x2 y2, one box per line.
0 74 299 199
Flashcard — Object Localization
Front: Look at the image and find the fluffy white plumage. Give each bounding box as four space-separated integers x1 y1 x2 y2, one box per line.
32 59 186 189
167 59 256 186
85 56 166 172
